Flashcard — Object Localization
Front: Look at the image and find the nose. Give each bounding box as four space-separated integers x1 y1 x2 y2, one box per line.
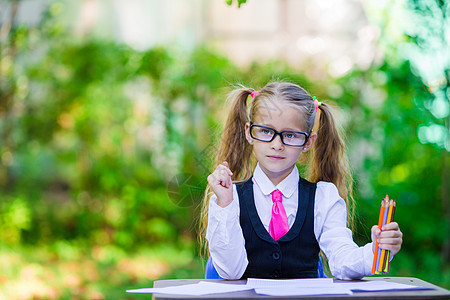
271 134 284 150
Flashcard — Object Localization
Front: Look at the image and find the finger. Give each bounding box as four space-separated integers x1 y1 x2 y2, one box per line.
219 173 231 188
371 225 381 238
378 237 402 257
371 225 381 242
222 175 230 188
210 170 230 188
217 164 232 178
378 241 402 255
382 221 399 231
217 170 232 188
378 236 403 246
218 170 232 188
379 230 403 239
210 164 233 188
221 161 233 176
217 165 231 180
207 174 219 186
226 167 232 185
219 167 231 188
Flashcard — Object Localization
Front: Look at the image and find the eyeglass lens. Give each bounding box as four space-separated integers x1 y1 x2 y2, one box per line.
251 125 307 146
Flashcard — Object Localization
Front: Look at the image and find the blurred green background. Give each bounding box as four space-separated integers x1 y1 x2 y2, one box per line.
0 0 448 299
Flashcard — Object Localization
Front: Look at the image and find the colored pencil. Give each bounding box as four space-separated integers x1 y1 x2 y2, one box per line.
371 196 387 274
374 197 386 274
372 195 397 274
380 199 394 271
384 200 396 273
375 197 389 274
377 197 390 273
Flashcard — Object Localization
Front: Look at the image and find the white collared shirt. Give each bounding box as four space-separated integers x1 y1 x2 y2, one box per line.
206 163 374 280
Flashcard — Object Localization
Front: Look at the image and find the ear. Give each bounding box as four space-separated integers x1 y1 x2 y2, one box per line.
302 132 317 152
245 122 253 145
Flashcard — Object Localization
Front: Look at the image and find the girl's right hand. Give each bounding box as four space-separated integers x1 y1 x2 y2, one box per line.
207 161 234 208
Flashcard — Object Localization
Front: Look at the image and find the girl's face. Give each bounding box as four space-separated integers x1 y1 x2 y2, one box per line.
245 99 317 186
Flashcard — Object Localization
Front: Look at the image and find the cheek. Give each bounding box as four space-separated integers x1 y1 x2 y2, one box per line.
289 149 303 161
252 143 264 155
252 143 271 161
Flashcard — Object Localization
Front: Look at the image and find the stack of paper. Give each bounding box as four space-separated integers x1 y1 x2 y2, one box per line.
126 281 253 296
126 278 434 296
334 280 432 292
247 278 352 296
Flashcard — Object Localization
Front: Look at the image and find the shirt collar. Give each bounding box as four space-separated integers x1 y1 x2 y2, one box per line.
252 162 299 198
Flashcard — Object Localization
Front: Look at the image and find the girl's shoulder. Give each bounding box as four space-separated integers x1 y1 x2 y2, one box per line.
316 180 338 191
315 181 342 207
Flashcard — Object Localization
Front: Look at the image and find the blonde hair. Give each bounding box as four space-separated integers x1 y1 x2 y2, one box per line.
198 82 355 260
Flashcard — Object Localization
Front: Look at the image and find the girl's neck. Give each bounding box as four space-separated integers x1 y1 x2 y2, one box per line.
259 164 295 186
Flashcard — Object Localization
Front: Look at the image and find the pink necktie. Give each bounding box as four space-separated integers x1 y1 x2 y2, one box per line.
269 189 289 241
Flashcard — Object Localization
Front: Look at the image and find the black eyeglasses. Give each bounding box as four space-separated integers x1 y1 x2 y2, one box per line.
250 123 309 147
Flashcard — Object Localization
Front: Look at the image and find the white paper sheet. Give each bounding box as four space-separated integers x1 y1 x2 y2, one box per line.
246 278 334 288
126 281 253 295
126 279 435 295
334 280 434 291
255 286 353 296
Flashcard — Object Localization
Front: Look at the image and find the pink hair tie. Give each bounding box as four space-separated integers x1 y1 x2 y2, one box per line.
313 96 322 112
250 91 260 98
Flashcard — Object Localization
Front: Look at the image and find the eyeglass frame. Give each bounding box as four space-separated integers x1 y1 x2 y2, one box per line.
249 123 310 147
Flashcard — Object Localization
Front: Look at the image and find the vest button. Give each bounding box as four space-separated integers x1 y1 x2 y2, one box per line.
272 271 280 278
272 252 280 260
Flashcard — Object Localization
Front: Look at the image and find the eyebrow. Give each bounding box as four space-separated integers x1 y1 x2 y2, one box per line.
258 123 304 132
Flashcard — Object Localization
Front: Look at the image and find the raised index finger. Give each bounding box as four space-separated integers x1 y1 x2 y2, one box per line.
221 161 233 176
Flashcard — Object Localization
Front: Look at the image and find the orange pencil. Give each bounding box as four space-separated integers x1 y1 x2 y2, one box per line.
371 196 387 274
380 199 394 271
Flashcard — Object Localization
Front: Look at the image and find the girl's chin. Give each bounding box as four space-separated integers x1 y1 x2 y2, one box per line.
260 162 294 175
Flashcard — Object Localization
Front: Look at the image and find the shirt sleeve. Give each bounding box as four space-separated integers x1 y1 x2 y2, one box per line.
205 184 248 279
315 182 374 280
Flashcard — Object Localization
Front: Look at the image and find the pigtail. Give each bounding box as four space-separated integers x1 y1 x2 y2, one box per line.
198 87 254 258
214 88 254 181
310 103 355 230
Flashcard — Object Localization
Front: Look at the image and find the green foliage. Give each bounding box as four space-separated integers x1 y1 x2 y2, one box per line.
225 0 248 8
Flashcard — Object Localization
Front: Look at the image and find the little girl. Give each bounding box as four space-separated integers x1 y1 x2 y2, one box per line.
200 82 402 280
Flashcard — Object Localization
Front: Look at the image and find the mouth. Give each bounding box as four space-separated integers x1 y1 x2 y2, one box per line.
267 155 286 160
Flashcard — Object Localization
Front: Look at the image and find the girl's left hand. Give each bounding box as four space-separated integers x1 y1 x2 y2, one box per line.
371 222 403 259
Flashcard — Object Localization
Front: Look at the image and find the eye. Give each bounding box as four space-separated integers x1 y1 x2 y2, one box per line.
285 133 295 138
262 129 272 135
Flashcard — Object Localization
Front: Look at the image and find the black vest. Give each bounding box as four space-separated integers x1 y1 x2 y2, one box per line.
237 176 320 279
